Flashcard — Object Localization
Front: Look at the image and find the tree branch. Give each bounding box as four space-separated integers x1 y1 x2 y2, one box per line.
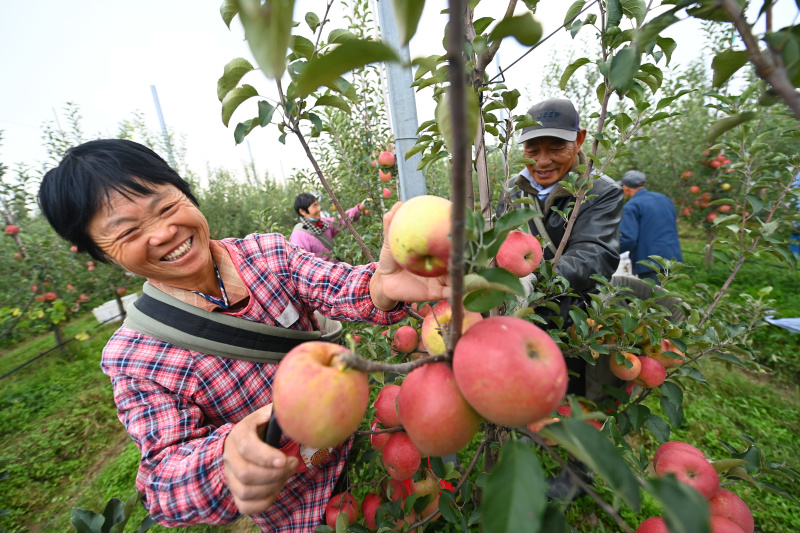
339 351 449 374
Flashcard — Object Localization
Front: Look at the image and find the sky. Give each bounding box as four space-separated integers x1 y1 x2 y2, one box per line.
1 1 797 186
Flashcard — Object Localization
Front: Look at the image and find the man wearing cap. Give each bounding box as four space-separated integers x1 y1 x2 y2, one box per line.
497 98 624 319
619 170 683 281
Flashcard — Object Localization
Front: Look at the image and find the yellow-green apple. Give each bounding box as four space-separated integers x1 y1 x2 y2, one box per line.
655 449 720 500
370 419 390 451
635 516 668 533
4 225 19 235
720 182 732 191
710 516 746 533
361 493 384 530
609 352 642 381
388 195 451 277
410 468 441 521
325 493 359 528
496 230 543 277
374 384 402 428
709 489 753 533
633 356 667 388
272 341 369 448
420 300 483 356
378 150 396 167
392 326 419 353
382 188 392 198
647 340 686 368
397 362 481 456
379 169 393 182
382 432 421 480
653 440 706 470
452 316 568 427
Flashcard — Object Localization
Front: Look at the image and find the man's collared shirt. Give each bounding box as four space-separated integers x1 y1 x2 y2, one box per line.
521 167 557 201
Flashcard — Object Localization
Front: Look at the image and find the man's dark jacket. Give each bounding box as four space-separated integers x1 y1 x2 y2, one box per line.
497 156 624 318
620 189 683 275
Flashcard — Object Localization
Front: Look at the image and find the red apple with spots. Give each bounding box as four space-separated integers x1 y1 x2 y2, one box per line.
361 493 383 530
370 419 390 451
635 516 668 533
633 356 667 388
374 384 401 428
709 489 753 533
392 325 419 354
325 493 359 528
609 351 642 381
496 230 543 277
382 432 421 480
656 449 719 500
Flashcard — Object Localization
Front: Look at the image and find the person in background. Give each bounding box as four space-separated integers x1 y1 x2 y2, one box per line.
36 139 449 532
619 170 683 281
289 193 364 261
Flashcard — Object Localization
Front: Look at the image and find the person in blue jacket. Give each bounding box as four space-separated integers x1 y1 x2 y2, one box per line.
619 170 683 281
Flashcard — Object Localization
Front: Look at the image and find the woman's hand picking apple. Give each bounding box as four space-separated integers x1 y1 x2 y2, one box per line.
369 202 451 310
222 404 299 515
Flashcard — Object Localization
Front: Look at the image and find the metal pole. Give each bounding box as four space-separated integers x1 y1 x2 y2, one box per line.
376 0 427 201
150 85 178 169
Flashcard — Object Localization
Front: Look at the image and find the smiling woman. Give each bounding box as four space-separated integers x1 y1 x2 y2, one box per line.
35 138 451 532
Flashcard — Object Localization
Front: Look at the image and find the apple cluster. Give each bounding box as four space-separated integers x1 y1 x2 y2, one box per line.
606 326 686 389
680 149 736 224
636 440 754 533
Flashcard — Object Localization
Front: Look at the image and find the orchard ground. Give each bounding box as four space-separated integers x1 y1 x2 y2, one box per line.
0 227 798 533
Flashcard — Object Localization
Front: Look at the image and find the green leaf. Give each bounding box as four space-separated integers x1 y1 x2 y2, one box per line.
314 94 351 113
438 490 461 523
609 45 641 94
295 39 400 96
101 497 126 533
473 16 494 35
660 396 684 427
659 381 683 407
711 458 749 473
560 58 592 90
234 119 259 144
464 269 525 297
221 84 259 127
540 419 641 510
481 440 546 532
305 11 320 33
708 351 746 368
220 0 239 29
392 0 425 44
646 413 671 443
291 35 315 59
621 0 647 25
656 36 677 65
70 508 105 533
634 11 678 48
712 50 750 87
706 111 756 143
328 29 356 44
217 58 256 101
336 509 349 533
108 492 144 533
435 87 480 152
645 476 711 533
235 0 297 80
607 0 623 27
258 100 276 126
488 12 543 46
564 1 586 26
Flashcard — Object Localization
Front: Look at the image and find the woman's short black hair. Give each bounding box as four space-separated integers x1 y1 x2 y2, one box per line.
293 193 318 216
37 139 199 262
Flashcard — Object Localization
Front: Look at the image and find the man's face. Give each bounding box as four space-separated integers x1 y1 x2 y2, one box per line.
87 183 213 291
300 200 322 220
522 129 587 188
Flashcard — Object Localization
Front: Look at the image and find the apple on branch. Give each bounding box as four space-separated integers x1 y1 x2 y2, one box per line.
453 316 568 427
392 325 419 354
420 300 482 356
655 448 720 500
609 351 642 381
709 489 754 533
360 493 384 531
272 341 369 449
374 384 401 428
652 440 707 470
325 493 359 529
496 230 543 277
388 195 451 277
381 432 421 481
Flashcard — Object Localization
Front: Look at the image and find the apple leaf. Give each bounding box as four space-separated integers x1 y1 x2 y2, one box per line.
645 476 711 533
607 0 622 27
706 111 756 143
221 85 259 127
621 0 646 26
220 0 239 29
560 57 592 90
609 45 641 94
481 439 546 533
295 39 400 96
646 413 671 443
314 94 351 113
235 0 296 80
234 118 260 144
712 50 750 87
488 12 543 47
436 88 480 154
217 58 256 102
710 458 749 473
392 0 425 45
464 269 524 313
564 1 587 26
540 419 641 510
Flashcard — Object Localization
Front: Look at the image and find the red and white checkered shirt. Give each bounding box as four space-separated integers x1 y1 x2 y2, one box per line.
101 233 406 531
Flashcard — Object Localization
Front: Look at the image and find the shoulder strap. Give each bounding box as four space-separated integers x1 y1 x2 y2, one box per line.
293 223 335 252
123 282 334 364
525 191 558 256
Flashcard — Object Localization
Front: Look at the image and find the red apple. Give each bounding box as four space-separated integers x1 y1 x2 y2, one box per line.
388 195 451 277
453 316 568 427
272 341 369 448
379 169 393 182
682 207 692 216
718 205 731 212
656 449 720 500
116 287 127 296
420 301 483 356
383 478 410 503
653 440 706 470
4 225 19 235
647 340 686 369
496 230 543 277
361 493 384 530
707 212 718 223
635 516 668 533
711 515 746 533
681 170 693 179
689 185 701 194
370 419 390 451
633 356 667 388
70 245 79 252
364 209 371 215
382 188 391 198
411 302 432 317
13 253 22 260
397 362 481 456
609 352 642 381
710 160 722 169
42 292 57 302
374 384 402 428
325 493 359 528
378 151 396 167
382 432 421 480
709 489 754 533
392 325 419 354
